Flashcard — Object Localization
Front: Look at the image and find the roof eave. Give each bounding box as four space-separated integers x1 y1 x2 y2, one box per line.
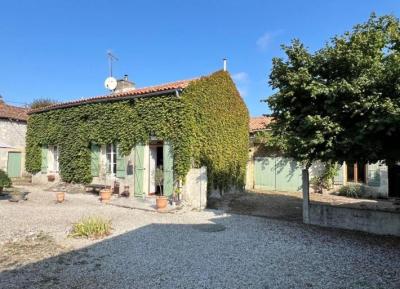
28 88 183 115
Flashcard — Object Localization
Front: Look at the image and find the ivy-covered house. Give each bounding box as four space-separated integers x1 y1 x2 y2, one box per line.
26 71 249 199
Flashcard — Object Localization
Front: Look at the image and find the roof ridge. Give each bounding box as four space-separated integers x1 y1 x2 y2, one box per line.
29 77 200 114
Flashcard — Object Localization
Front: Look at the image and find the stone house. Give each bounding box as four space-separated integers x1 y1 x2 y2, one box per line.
26 71 249 205
0 97 28 178
246 116 394 198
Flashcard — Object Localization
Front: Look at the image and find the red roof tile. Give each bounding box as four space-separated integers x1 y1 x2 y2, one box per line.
249 116 273 132
0 101 28 121
29 79 195 114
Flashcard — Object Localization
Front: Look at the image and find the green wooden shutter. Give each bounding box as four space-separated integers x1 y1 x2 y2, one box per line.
134 143 145 197
163 142 174 197
41 145 48 174
91 144 100 177
116 144 126 178
367 163 381 187
334 163 343 185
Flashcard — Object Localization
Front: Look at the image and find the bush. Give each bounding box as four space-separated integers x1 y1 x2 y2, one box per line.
30 98 58 109
69 216 112 239
338 184 363 198
0 170 12 189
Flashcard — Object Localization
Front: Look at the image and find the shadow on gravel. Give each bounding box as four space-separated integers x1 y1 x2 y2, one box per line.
208 190 303 222
1 213 400 289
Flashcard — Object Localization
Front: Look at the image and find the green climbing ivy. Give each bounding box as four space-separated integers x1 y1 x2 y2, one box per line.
25 71 249 191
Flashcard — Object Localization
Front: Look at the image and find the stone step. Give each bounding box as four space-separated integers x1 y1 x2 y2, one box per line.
11 176 32 185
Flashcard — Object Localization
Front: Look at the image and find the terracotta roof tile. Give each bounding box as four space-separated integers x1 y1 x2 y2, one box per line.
0 102 28 121
249 116 273 132
29 79 195 114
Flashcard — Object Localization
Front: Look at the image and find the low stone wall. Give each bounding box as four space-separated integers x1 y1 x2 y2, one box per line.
308 203 400 237
182 167 207 209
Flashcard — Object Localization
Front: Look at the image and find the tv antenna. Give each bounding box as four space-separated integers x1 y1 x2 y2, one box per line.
107 50 118 77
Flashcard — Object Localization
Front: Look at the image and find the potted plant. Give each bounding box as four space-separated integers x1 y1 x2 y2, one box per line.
155 167 168 209
100 188 112 203
56 191 65 203
0 169 11 195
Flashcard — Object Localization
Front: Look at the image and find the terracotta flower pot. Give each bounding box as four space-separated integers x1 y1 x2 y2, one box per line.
56 192 65 203
156 196 168 210
100 189 112 203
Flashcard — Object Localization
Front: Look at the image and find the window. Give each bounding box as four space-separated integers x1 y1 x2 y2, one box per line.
50 145 60 172
106 144 117 175
346 162 366 184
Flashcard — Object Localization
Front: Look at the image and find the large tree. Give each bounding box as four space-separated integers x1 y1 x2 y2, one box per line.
268 14 400 168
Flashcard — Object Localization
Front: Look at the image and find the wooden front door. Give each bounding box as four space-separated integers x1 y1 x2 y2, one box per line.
7 152 22 178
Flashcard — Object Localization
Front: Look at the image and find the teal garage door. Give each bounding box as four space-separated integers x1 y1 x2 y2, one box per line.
254 157 302 192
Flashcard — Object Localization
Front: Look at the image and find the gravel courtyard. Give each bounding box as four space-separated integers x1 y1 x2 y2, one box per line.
0 186 399 289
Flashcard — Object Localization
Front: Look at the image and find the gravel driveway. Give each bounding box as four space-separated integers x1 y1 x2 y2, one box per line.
0 186 399 289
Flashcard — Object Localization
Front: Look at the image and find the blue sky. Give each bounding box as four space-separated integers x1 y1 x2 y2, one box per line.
1 0 399 116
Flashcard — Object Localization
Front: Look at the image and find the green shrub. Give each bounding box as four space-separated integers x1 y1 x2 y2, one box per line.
30 98 58 109
0 170 12 189
338 184 363 198
69 216 112 239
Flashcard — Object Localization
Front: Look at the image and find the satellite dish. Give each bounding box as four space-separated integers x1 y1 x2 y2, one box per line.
104 77 117 91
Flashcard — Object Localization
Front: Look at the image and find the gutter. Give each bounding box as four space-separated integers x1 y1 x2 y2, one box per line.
29 88 183 115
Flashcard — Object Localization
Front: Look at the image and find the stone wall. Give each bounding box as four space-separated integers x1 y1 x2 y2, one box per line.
182 167 207 209
0 119 26 148
307 203 400 237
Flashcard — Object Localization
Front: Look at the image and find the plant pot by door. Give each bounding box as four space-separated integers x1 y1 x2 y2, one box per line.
156 196 168 210
100 189 112 203
56 192 65 203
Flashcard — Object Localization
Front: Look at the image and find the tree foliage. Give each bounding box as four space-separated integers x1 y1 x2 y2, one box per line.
268 14 400 167
26 71 249 191
30 98 58 109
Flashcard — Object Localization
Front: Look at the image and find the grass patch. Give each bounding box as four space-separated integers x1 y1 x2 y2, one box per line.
69 216 112 239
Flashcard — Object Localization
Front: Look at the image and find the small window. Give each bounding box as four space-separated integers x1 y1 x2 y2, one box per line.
106 144 117 175
346 162 366 184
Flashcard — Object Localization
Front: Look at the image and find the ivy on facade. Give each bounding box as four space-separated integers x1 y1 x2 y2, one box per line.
25 71 249 191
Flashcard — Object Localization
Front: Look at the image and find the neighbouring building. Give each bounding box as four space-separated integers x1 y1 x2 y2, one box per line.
246 116 395 198
246 116 304 192
0 97 28 178
26 71 249 205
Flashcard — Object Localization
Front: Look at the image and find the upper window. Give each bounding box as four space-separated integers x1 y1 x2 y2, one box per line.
106 144 117 175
